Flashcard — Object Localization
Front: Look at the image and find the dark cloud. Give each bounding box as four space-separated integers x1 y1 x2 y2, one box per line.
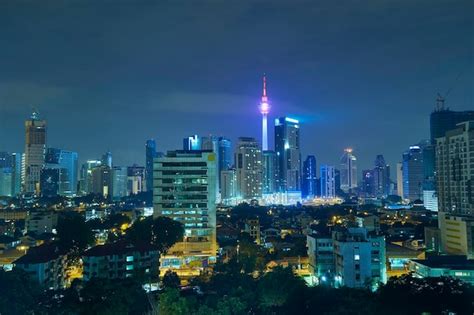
0 0 472 174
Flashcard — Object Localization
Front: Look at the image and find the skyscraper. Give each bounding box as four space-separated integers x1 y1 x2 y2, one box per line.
112 166 128 200
275 117 301 192
145 139 158 193
396 162 403 197
340 148 357 193
362 169 375 197
436 121 473 215
262 150 277 194
320 165 335 198
183 135 201 150
402 146 424 202
373 155 390 198
79 160 102 195
430 96 474 142
235 137 262 200
44 148 78 196
153 150 217 276
101 151 113 168
221 169 237 202
24 110 46 194
217 137 232 190
302 155 317 198
127 164 145 195
91 165 112 198
436 121 474 258
259 74 270 151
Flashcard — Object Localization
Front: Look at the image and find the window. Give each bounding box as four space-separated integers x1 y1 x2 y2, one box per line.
354 254 360 261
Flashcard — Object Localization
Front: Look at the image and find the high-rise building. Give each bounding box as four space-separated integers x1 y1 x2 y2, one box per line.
40 168 60 197
275 117 301 192
112 166 128 200
362 169 375 197
145 139 158 192
127 164 145 195
436 121 474 215
259 74 270 151
183 135 201 151
262 150 277 194
11 153 22 196
24 110 46 194
340 148 357 193
302 155 317 198
396 162 403 197
101 151 113 168
44 148 78 196
373 155 390 198
91 165 112 198
220 169 237 203
0 167 13 197
217 137 232 191
320 165 335 198
402 146 424 202
153 150 217 277
430 97 474 142
235 137 262 200
79 160 102 195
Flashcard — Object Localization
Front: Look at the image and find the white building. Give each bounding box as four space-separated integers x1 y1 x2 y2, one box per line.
235 137 262 200
333 228 386 290
153 150 217 277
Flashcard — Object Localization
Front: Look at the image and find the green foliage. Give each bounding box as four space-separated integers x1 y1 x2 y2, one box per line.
57 212 94 252
0 269 43 315
159 288 189 315
162 270 180 289
126 216 184 252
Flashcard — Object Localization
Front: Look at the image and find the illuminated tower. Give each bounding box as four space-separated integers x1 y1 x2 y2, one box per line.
259 75 270 151
24 110 46 194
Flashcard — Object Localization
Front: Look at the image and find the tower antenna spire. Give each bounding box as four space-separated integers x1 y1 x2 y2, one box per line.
261 73 268 102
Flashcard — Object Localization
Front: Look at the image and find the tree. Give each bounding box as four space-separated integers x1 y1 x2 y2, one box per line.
57 212 94 252
257 266 306 311
162 270 180 289
126 216 184 252
159 288 189 315
0 269 43 315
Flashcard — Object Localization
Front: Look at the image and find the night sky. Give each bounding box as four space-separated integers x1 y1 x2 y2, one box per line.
0 1 472 175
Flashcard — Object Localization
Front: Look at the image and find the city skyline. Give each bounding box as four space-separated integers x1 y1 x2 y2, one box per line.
0 1 473 174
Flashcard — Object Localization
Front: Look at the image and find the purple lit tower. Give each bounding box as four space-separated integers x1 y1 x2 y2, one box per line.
259 74 270 151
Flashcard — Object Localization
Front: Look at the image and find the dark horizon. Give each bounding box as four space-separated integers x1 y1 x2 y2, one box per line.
0 1 473 174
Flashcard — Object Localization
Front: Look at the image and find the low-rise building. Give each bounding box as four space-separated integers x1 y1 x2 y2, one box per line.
409 255 474 285
14 243 66 289
26 210 58 235
307 234 334 283
83 241 159 281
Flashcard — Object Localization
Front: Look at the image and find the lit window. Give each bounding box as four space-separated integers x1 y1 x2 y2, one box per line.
126 256 134 262
126 265 134 270
354 254 360 261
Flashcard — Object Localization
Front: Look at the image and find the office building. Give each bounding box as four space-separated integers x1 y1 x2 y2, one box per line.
362 169 375 197
373 155 390 197
259 74 270 151
402 145 424 202
127 164 145 195
302 155 317 199
430 97 474 142
24 110 47 194
436 121 473 215
83 241 159 281
262 150 277 194
183 135 201 151
145 139 158 192
423 190 438 211
40 168 60 197
92 165 112 198
44 148 78 196
320 165 335 198
217 137 232 190
0 167 13 197
333 228 386 289
153 150 217 277
438 213 474 258
220 169 237 203
79 160 102 195
112 166 128 200
396 162 403 197
235 137 262 200
275 117 301 192
340 148 357 193
101 151 113 168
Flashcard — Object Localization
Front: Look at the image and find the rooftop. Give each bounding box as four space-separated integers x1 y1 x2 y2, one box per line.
14 243 64 264
411 255 474 270
84 241 158 257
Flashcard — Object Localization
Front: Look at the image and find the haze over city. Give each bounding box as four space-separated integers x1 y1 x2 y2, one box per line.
1 1 472 173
